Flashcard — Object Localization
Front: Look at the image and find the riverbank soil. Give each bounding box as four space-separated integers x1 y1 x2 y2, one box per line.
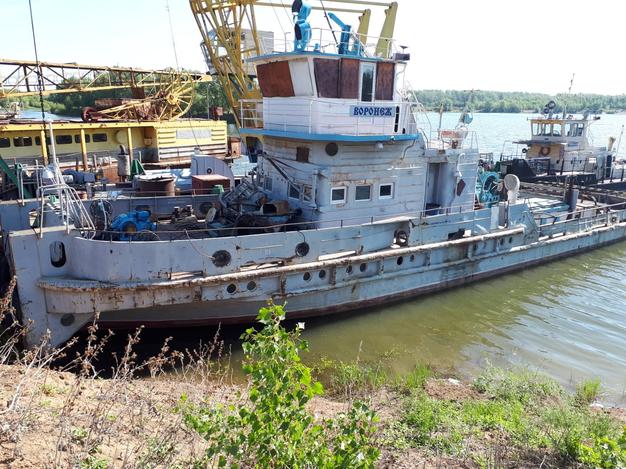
1 362 624 468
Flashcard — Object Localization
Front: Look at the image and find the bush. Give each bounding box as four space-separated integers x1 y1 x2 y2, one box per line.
181 302 380 468
575 378 602 406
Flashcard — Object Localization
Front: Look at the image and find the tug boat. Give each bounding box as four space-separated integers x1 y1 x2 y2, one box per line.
499 101 626 188
2 3 626 348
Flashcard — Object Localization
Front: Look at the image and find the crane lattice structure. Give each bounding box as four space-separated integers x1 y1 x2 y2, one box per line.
189 0 398 127
0 59 210 121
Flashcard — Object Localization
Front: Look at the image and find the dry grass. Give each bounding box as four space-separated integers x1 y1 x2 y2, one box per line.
0 276 240 468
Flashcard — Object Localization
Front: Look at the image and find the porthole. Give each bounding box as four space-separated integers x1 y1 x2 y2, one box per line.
246 281 257 291
397 256 404 266
359 263 367 272
60 314 75 327
295 242 310 257
346 265 353 274
303 272 312 282
212 250 232 267
226 283 237 294
319 270 327 279
325 142 339 156
50 241 67 268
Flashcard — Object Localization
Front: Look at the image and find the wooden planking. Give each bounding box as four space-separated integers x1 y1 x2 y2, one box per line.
314 58 340 98
257 61 295 97
375 62 395 101
339 58 359 99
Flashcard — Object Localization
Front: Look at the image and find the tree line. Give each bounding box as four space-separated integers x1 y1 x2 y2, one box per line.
413 90 626 114
4 80 626 118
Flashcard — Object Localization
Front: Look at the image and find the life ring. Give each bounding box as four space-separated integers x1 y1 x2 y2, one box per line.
539 146 551 156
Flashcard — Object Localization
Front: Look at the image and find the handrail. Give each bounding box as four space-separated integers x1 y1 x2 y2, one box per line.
240 98 420 137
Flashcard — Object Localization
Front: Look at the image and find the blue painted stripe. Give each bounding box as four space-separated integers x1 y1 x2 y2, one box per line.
240 128 420 142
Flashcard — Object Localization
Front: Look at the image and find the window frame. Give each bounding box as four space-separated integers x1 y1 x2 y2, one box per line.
359 61 376 103
55 135 73 145
379 183 394 199
330 186 347 205
355 184 372 202
288 183 301 200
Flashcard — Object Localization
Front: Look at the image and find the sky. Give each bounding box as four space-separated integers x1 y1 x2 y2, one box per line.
2 0 625 96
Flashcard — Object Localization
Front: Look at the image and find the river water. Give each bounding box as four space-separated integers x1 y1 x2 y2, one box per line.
300 112 626 405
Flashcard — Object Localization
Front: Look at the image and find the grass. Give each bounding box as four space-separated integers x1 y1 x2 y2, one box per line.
575 378 602 405
314 358 626 467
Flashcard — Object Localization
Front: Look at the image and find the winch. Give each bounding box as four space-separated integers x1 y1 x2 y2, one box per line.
109 210 156 240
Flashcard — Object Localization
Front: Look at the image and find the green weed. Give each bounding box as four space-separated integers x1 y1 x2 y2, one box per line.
180 302 380 468
575 378 602 406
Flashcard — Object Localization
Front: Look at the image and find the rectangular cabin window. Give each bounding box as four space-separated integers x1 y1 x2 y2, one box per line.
257 61 295 97
303 185 313 202
289 183 301 200
314 58 340 98
375 62 395 101
35 136 51 146
74 134 91 143
339 58 360 99
360 62 376 102
13 137 32 147
264 176 273 192
93 133 108 142
331 186 346 204
0 138 10 148
379 183 393 199
55 135 73 145
355 185 372 201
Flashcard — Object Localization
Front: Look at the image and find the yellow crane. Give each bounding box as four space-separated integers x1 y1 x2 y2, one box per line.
0 59 211 121
189 0 398 128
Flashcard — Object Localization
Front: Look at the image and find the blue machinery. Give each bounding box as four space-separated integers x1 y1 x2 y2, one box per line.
109 211 156 240
475 170 501 206
292 0 361 55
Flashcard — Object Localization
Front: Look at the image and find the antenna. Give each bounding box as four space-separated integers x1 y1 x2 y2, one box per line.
562 73 575 119
28 0 50 161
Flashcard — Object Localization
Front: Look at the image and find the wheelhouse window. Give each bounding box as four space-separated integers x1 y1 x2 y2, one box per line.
379 183 393 199
331 186 346 204
355 184 372 201
13 137 32 147
360 62 376 102
93 133 108 142
0 138 10 148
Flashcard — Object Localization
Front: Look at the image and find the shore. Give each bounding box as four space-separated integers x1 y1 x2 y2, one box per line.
2 359 625 468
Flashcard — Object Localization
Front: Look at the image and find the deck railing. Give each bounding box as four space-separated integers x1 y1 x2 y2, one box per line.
274 28 399 59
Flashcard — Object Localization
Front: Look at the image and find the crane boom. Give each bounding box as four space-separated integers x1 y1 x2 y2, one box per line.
0 59 209 99
0 59 211 121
